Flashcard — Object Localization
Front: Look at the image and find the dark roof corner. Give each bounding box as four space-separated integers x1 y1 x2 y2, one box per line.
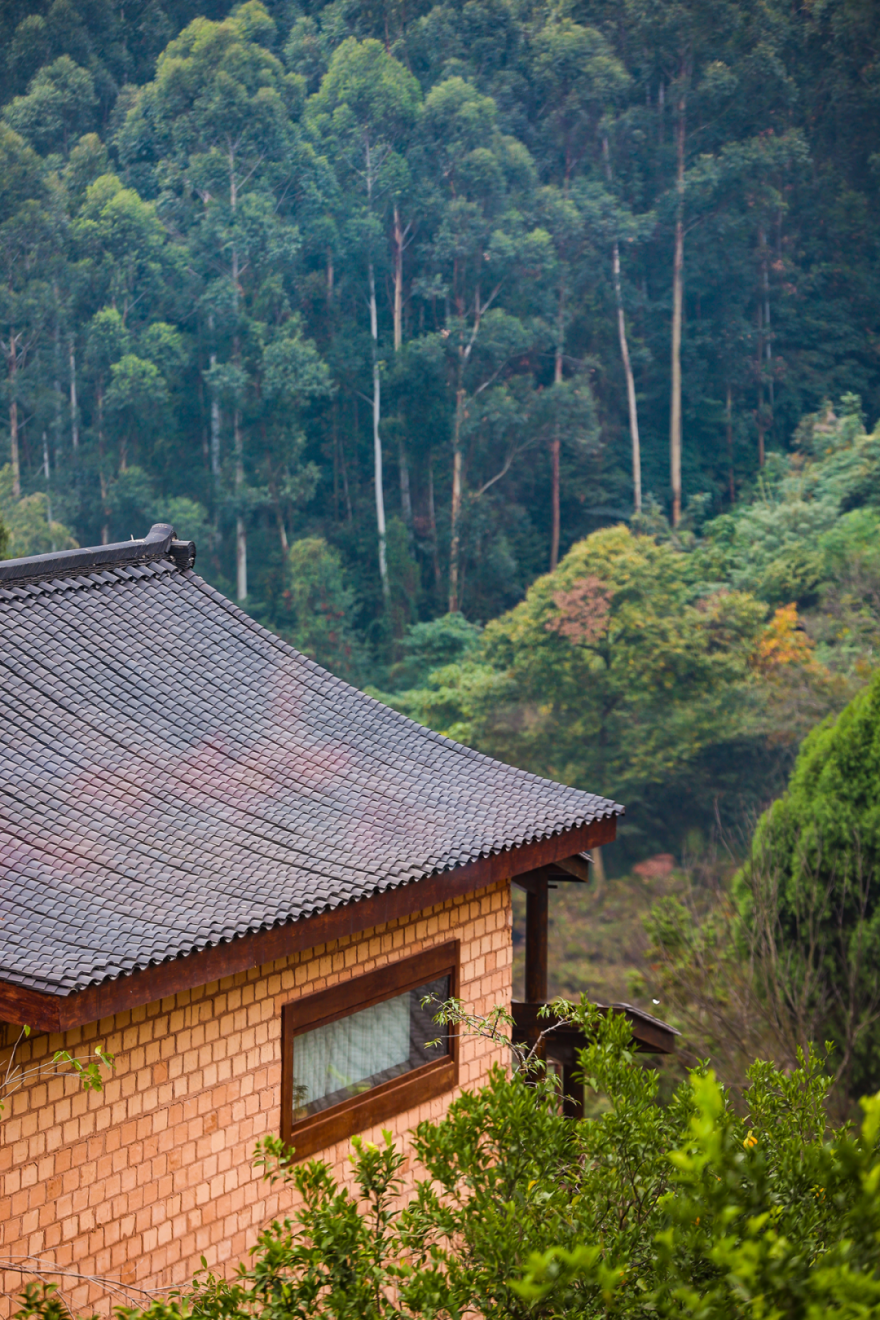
0 522 196 584
169 538 196 570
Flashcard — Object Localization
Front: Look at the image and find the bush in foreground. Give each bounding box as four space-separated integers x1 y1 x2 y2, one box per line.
15 1005 880 1320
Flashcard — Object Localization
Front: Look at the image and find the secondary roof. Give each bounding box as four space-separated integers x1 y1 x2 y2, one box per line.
0 525 622 999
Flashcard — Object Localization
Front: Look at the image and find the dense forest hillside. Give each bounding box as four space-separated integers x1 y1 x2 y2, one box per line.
3 0 880 862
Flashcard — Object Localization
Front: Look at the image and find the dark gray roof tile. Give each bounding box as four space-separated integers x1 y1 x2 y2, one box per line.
0 542 622 997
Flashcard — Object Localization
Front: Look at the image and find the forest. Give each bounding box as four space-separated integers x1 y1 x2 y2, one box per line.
9 3 880 1307
3 0 880 858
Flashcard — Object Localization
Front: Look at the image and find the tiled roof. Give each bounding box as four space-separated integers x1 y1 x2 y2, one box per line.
0 527 622 997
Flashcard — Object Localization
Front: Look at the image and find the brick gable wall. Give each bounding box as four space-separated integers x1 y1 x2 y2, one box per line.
0 880 511 1316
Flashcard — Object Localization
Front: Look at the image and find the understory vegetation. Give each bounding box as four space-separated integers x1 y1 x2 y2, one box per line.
381 401 880 858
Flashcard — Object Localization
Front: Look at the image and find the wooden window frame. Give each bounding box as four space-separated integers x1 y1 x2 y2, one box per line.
281 941 460 1159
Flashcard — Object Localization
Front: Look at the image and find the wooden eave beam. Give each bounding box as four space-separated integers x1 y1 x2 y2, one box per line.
555 853 591 883
0 814 618 1034
511 1000 678 1057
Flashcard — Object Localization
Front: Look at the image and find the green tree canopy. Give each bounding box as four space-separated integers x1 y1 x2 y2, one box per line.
737 664 880 1100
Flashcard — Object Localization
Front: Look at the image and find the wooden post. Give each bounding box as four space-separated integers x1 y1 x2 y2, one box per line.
525 876 548 1003
524 876 548 1062
562 1064 584 1119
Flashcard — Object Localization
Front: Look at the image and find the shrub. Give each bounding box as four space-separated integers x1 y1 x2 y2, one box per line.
16 1006 880 1320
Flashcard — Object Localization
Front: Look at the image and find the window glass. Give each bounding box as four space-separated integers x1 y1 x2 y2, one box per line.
292 975 450 1121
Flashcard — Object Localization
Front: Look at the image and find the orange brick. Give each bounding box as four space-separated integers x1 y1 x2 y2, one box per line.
0 881 512 1319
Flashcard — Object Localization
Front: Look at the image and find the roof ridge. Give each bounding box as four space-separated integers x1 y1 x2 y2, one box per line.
0 524 196 584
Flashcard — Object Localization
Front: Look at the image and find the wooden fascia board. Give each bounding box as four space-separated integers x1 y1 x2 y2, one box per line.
0 815 618 1033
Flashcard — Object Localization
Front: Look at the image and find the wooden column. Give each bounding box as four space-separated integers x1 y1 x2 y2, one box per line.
562 1064 584 1120
525 875 549 1002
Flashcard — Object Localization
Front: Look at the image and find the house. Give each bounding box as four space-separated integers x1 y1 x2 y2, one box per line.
0 524 671 1313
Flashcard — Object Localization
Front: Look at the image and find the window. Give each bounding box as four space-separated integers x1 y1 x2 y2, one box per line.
281 942 459 1157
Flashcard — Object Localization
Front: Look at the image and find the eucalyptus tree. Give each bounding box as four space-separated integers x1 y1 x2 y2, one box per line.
306 37 422 601
0 125 58 500
119 0 308 599
527 18 633 554
2 56 97 158
416 75 551 610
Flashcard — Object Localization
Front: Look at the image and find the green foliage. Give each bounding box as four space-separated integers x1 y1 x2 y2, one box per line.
4 0 880 858
277 536 361 679
0 1025 113 1118
516 1047 880 1320
0 0 878 636
24 1010 880 1320
0 465 77 556
3 56 96 156
395 525 767 800
155 496 212 550
736 664 880 1102
388 611 482 689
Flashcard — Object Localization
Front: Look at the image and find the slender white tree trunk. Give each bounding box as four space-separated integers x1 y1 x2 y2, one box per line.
69 340 79 452
228 157 248 601
210 355 221 478
603 135 642 515
369 257 389 599
614 238 642 515
392 206 413 534
670 97 686 527
235 407 246 600
448 379 465 613
8 342 21 499
550 323 562 572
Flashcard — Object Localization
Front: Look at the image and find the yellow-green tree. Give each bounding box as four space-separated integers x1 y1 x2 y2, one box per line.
395 525 766 800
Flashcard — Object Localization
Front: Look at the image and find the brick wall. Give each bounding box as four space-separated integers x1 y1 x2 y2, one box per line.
0 879 512 1316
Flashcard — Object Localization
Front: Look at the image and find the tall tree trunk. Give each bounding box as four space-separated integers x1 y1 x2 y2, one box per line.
53 295 62 463
670 92 686 527
228 158 248 601
97 383 109 544
69 339 79 452
428 456 441 592
235 407 247 599
726 382 735 503
550 288 563 572
393 206 404 352
8 342 21 499
332 398 339 520
369 257 389 599
276 506 289 555
550 428 561 571
43 431 55 551
399 439 413 529
756 302 765 470
760 224 773 427
334 398 353 523
756 246 766 470
209 312 221 480
210 356 221 478
602 135 642 516
392 206 414 534
449 378 465 612
615 238 642 516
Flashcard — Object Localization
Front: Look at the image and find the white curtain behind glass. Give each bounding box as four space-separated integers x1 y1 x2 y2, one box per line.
294 994 410 1117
